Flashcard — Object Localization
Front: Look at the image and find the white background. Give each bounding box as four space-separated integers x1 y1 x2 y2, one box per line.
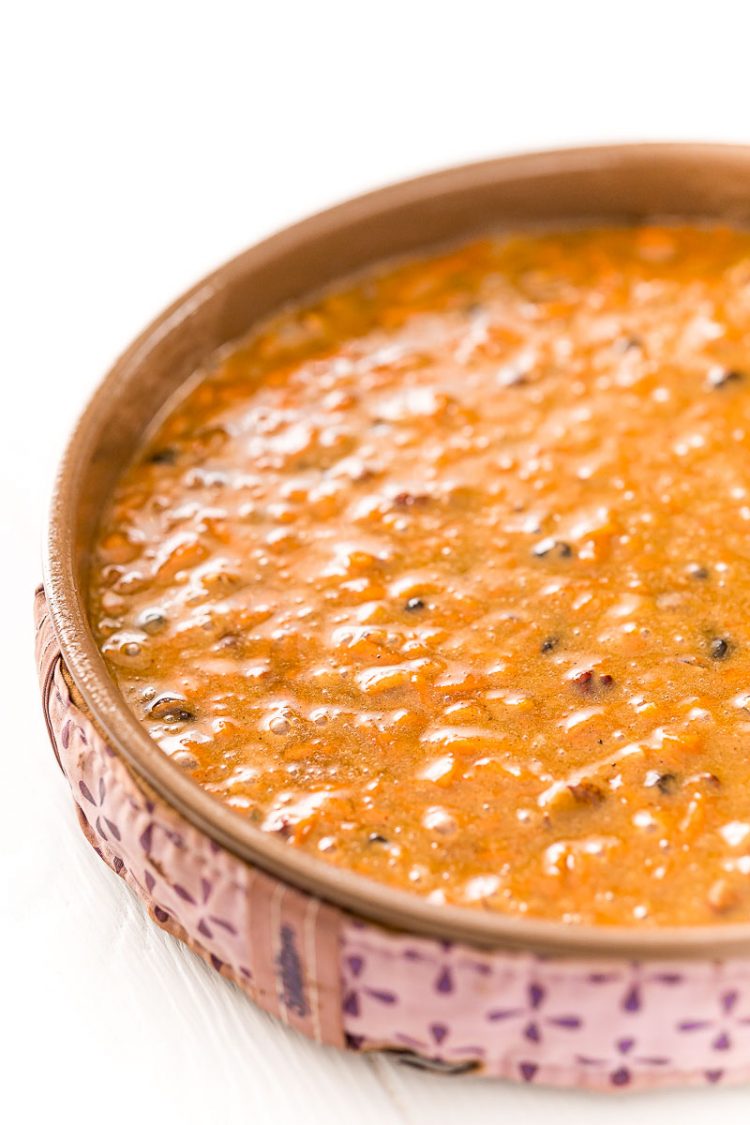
4 1 750 1120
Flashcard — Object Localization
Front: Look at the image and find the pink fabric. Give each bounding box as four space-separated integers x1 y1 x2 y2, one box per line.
340 926 750 1088
35 587 750 1089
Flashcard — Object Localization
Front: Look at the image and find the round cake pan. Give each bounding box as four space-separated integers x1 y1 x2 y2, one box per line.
38 144 750 1091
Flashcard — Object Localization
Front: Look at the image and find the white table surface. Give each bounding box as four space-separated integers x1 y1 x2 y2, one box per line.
5 2 750 1120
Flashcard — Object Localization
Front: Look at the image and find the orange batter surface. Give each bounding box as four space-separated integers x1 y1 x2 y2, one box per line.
90 226 750 925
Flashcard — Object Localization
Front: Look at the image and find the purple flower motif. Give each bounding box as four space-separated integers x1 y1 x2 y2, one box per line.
136 848 239 958
487 981 581 1044
577 1033 670 1086
619 964 684 1014
341 967 398 1024
677 988 750 1053
588 963 684 1020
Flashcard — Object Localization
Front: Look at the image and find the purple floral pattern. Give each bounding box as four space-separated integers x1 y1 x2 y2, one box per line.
339 931 750 1089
